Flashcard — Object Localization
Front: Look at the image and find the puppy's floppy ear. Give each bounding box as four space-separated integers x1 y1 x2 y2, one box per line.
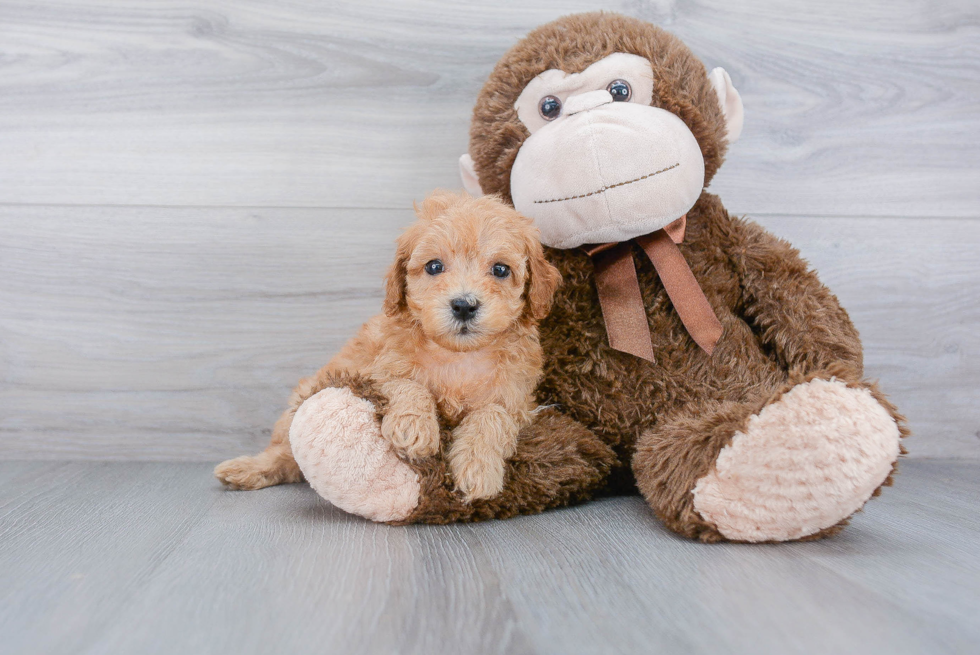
523 230 562 321
383 230 413 317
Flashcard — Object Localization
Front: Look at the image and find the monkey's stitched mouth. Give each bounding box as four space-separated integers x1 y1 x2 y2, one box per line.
533 162 681 204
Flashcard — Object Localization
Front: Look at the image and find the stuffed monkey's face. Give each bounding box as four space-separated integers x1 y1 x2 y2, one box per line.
507 53 713 249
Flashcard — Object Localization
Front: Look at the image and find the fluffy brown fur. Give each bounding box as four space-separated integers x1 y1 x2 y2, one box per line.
406 13 904 537
216 192 561 501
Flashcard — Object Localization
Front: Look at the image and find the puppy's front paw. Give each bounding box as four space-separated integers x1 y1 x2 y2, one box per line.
448 439 506 502
381 410 440 460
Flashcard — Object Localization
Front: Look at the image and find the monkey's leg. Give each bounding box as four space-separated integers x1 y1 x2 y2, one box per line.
632 367 905 543
288 373 618 524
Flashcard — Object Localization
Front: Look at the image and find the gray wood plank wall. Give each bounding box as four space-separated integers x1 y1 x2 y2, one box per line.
2 0 978 460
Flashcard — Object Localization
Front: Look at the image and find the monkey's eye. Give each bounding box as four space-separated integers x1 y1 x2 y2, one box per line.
424 260 444 275
538 95 562 121
491 263 511 279
607 79 632 102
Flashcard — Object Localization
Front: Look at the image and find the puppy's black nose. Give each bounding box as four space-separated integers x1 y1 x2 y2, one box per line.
450 297 480 322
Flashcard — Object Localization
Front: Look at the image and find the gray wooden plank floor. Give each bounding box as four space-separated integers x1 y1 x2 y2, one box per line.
0 459 977 655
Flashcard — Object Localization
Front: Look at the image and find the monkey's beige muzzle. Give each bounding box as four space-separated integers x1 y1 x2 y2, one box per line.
510 99 720 361
510 101 705 250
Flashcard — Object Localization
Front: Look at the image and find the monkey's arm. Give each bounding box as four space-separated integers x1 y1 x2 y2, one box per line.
729 215 864 374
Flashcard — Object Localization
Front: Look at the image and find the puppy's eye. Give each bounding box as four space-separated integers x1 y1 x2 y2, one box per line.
539 95 562 121
607 79 631 102
424 260 444 275
491 263 510 279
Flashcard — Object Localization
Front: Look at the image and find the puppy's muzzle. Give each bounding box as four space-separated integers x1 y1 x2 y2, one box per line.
450 296 480 323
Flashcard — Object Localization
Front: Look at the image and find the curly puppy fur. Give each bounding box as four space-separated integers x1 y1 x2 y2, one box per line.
216 192 561 502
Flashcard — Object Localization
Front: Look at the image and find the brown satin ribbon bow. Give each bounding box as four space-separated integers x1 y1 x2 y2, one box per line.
582 215 723 362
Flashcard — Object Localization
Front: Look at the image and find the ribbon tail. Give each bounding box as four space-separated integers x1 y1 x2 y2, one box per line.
589 243 656 362
637 230 723 355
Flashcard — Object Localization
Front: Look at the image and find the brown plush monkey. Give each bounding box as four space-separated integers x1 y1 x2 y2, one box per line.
227 13 906 543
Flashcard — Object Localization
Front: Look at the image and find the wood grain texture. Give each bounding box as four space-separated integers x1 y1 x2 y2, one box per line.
0 462 218 655
2 206 978 459
0 460 977 654
0 0 976 216
0 206 408 459
1 1 978 459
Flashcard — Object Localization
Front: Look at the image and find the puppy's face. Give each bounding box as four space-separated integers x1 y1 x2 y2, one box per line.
384 192 561 352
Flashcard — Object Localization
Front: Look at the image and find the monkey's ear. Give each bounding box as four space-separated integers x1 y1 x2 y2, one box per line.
383 233 412 317
709 68 744 144
459 154 484 196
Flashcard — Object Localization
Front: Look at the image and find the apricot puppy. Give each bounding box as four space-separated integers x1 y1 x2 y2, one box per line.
216 191 561 501
372 191 561 500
